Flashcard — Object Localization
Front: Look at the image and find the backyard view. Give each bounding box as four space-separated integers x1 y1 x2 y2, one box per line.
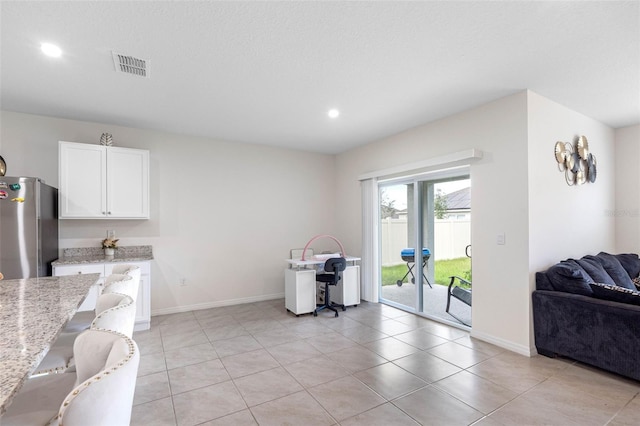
379 177 472 327
381 257 471 287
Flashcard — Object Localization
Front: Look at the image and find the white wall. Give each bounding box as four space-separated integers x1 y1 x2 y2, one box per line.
0 110 336 314
527 91 616 348
615 125 640 253
335 90 619 355
0 92 628 354
527 92 616 269
335 92 532 353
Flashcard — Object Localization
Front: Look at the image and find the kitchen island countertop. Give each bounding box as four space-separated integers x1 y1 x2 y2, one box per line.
0 273 100 414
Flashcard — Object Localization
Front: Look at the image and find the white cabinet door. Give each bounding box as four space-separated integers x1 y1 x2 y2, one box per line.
135 273 151 331
285 269 316 315
59 142 107 218
53 264 105 311
59 141 149 219
107 147 149 218
331 265 360 307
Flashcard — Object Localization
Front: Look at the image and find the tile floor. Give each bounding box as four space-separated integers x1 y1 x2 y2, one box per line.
131 299 640 426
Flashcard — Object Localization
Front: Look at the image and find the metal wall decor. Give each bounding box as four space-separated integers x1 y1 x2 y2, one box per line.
554 135 597 186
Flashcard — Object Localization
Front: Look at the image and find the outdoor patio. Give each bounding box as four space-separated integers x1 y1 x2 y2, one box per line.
380 281 472 327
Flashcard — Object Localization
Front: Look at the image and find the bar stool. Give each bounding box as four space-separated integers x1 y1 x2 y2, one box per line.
32 292 136 375
3 329 140 426
63 265 141 334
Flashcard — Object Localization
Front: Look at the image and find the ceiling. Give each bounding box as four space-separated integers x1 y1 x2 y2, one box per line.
1 1 638 154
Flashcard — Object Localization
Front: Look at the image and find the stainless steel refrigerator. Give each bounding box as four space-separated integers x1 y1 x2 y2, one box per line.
0 177 58 279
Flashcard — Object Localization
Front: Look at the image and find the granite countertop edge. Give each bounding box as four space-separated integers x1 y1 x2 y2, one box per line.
52 245 153 266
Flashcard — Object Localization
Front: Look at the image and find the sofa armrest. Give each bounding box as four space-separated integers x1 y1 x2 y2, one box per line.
532 290 640 381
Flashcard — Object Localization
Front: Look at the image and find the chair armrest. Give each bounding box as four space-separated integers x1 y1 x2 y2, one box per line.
448 275 471 288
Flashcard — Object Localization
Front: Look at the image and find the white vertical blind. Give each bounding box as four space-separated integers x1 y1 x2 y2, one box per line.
360 178 379 302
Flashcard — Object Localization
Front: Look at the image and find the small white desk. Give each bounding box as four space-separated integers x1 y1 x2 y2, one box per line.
285 256 361 315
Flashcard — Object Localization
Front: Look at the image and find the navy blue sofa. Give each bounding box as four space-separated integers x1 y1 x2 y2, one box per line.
532 252 640 381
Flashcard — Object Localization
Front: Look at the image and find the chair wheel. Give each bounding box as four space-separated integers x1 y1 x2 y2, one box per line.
342 307 346 311
334 312 339 317
313 311 317 317
397 280 403 287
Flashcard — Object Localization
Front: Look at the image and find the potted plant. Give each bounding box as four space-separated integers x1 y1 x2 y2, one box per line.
102 237 119 257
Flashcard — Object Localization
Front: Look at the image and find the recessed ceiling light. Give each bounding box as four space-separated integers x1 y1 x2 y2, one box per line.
328 109 340 118
41 43 62 58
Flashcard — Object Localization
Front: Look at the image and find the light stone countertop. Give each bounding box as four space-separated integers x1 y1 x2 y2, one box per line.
0 273 100 414
52 245 154 266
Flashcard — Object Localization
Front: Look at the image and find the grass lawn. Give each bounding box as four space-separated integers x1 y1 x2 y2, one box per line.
381 257 471 286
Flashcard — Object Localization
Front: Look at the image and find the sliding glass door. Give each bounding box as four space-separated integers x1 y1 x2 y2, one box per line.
378 172 471 327
379 181 424 311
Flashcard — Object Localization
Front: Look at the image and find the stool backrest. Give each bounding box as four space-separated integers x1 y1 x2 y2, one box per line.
61 329 139 426
111 264 141 286
92 293 136 338
103 274 138 302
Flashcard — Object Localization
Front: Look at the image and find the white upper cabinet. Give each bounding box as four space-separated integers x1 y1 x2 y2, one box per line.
107 147 149 218
59 141 149 219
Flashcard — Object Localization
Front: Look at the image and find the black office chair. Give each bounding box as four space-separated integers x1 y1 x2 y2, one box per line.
313 257 347 318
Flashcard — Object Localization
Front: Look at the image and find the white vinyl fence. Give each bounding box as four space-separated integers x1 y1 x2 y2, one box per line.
380 217 470 266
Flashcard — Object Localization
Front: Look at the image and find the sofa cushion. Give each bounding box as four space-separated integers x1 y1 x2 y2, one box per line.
633 275 640 291
589 282 640 306
575 257 615 285
547 261 594 296
615 253 640 279
593 253 636 290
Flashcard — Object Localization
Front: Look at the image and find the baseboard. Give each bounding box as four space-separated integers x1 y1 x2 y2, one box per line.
151 292 285 316
133 321 150 332
470 329 536 357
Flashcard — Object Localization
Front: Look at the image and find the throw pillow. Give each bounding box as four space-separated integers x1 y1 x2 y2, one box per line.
589 282 640 306
593 253 636 290
547 261 594 296
633 275 640 291
575 257 615 285
614 253 640 280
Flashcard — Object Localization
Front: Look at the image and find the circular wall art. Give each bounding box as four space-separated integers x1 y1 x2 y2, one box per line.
554 135 596 186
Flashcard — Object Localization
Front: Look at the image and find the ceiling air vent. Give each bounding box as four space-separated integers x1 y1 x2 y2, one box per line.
112 51 148 77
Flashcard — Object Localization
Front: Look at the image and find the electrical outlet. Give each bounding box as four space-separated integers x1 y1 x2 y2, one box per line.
179 278 187 287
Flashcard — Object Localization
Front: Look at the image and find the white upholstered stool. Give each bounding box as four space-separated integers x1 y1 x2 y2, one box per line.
3 328 140 426
32 292 136 375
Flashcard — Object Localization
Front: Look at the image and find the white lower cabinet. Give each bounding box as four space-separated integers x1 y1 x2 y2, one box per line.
331 265 360 307
53 261 151 331
285 268 316 315
284 265 361 315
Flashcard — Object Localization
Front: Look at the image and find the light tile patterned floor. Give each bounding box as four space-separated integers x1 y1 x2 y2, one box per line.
131 299 640 426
